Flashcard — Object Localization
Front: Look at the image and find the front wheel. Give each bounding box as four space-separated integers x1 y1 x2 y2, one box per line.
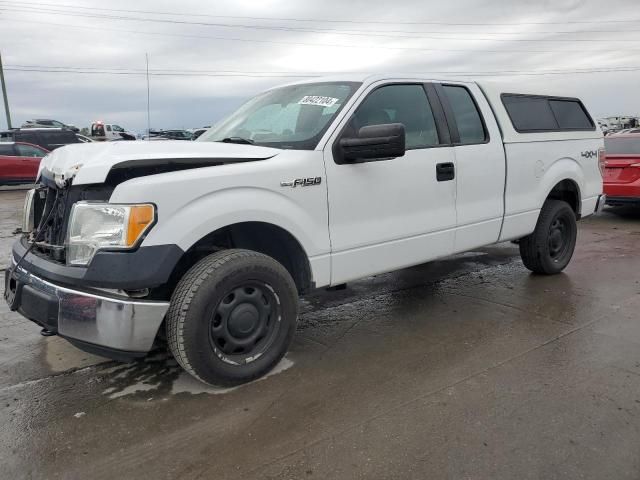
519 199 577 275
166 249 298 386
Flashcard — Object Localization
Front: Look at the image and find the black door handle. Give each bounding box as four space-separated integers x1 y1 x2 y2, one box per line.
436 162 455 182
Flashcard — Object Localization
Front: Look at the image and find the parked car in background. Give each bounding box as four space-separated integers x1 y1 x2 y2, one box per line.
22 119 79 132
0 128 80 151
75 134 94 143
604 133 640 206
157 129 192 140
0 141 49 186
145 129 193 140
90 121 136 141
191 128 208 140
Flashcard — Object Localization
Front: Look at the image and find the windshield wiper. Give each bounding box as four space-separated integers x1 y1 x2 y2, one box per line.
218 137 255 145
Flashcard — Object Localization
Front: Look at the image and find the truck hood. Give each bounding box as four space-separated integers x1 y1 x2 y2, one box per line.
38 140 282 186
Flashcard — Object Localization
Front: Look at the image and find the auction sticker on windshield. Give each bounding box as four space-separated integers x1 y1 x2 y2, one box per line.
298 96 339 107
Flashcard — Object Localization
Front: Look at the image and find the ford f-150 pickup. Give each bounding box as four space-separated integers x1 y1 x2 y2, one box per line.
4 75 606 385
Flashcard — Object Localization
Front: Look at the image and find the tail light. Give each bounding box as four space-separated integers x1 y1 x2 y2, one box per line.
598 147 606 176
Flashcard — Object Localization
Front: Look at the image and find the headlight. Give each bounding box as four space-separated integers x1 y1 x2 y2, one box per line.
22 189 36 233
66 202 155 265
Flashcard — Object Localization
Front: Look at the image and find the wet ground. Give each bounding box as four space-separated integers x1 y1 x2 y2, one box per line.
1 188 640 479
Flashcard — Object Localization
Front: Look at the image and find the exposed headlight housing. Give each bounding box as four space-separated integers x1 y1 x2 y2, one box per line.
22 188 36 233
66 202 155 266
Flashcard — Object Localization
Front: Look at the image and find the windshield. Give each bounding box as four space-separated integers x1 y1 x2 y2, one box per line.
605 136 640 154
198 82 361 149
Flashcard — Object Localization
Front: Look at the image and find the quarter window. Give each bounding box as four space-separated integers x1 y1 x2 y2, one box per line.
442 86 487 144
349 84 440 149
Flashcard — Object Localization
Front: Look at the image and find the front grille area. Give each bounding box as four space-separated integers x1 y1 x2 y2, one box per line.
30 184 114 263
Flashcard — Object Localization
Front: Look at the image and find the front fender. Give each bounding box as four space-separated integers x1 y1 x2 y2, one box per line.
108 153 331 286
146 186 327 256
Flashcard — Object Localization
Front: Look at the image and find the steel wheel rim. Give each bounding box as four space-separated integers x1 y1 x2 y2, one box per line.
209 282 281 364
548 215 571 261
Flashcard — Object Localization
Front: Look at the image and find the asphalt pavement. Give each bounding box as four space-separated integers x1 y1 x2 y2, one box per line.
1 189 639 480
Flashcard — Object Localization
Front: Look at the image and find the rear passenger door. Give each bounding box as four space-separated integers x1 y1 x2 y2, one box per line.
324 82 457 284
435 83 506 251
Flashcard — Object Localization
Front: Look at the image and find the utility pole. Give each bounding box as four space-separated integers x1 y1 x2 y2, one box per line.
0 51 12 129
145 53 151 139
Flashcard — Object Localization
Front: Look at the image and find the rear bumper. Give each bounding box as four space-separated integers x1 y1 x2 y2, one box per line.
4 257 169 359
594 194 607 214
605 196 640 206
604 180 640 201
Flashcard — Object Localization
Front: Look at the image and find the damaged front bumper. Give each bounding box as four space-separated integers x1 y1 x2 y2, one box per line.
4 256 169 361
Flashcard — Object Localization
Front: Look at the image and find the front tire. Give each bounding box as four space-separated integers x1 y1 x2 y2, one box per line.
519 199 577 275
166 249 298 386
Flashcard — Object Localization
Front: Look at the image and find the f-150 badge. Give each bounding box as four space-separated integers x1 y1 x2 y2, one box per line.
281 177 322 188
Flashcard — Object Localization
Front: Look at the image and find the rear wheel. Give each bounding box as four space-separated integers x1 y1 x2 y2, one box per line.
519 200 577 275
166 249 298 386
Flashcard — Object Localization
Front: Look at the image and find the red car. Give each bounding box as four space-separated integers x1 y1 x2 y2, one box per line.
0 141 49 186
603 133 640 207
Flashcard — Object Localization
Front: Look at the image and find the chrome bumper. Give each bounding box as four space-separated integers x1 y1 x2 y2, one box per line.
595 194 607 214
7 258 169 353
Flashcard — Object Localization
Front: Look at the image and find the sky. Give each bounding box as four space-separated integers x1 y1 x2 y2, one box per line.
0 0 639 133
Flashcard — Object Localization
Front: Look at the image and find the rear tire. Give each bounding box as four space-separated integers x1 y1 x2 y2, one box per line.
519 200 577 275
166 249 298 386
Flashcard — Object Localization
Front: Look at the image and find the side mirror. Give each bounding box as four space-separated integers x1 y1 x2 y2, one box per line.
337 123 406 163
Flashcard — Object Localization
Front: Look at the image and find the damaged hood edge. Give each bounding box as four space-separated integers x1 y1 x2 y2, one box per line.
38 140 282 186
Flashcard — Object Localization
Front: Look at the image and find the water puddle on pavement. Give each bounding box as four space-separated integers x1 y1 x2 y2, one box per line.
100 354 294 399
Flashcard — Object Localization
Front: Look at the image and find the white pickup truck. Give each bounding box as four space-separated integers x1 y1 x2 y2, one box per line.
5 75 605 386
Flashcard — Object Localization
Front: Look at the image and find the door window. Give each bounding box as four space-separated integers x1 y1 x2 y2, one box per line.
0 144 15 156
15 144 47 157
442 86 487 144
348 84 440 150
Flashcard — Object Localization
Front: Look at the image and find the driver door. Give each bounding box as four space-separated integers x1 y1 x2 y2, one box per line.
324 82 457 284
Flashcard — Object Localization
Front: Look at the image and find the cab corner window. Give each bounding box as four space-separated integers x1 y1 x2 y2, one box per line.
442 85 487 145
348 84 440 150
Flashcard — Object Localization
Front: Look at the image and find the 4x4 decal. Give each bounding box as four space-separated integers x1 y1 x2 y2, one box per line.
581 150 598 159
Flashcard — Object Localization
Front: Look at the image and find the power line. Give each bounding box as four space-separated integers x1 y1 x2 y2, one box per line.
5 66 640 78
3 67 321 78
7 63 640 75
2 2 640 39
4 16 640 54
1 3 640 44
2 0 640 26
